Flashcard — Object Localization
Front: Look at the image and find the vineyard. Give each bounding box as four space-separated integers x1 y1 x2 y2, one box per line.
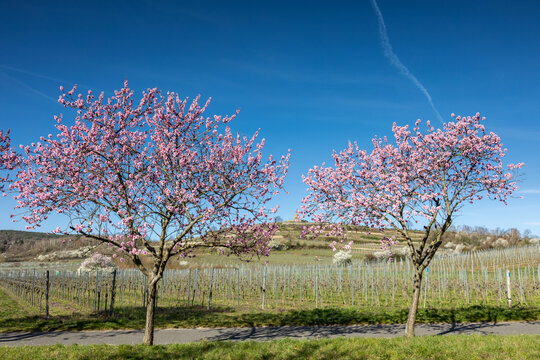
1 245 539 317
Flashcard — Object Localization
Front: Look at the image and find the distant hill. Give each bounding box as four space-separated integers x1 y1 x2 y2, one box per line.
0 222 533 263
0 229 64 242
267 221 425 253
269 221 533 254
0 230 87 261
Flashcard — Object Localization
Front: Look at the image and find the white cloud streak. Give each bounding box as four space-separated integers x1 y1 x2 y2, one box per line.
0 64 112 98
370 0 443 123
519 189 540 194
0 70 58 103
0 64 66 84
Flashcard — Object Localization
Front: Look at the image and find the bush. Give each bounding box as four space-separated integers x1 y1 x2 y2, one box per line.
268 239 289 251
78 253 117 274
364 247 411 262
333 250 352 266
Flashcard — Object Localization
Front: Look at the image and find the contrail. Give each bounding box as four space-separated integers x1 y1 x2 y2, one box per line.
0 64 107 96
0 70 58 103
369 0 443 123
0 64 66 84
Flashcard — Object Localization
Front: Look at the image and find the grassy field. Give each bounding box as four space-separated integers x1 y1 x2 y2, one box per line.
2 288 540 332
1 335 540 359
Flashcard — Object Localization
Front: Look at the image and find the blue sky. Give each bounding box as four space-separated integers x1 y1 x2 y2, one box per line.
1 0 539 235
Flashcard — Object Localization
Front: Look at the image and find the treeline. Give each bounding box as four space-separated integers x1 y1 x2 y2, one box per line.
443 225 537 251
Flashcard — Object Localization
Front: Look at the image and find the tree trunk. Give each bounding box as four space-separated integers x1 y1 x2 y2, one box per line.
405 269 423 337
143 275 160 345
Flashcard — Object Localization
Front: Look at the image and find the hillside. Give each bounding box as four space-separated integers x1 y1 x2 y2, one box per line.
0 221 535 264
0 230 90 262
0 230 64 253
271 221 535 250
267 221 424 252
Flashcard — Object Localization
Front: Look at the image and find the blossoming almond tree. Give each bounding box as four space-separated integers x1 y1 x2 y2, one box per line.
301 114 522 337
11 81 290 345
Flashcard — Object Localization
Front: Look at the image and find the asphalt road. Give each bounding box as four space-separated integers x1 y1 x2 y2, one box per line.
1 321 540 346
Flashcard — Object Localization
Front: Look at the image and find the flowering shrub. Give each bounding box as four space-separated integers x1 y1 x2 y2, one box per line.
333 250 352 266
78 253 117 273
371 246 411 261
268 239 288 251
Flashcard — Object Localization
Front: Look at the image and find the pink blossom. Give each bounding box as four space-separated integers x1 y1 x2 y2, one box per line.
0 129 20 191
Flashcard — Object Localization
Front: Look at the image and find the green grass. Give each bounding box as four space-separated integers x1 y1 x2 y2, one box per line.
0 287 39 321
1 335 540 359
2 288 540 332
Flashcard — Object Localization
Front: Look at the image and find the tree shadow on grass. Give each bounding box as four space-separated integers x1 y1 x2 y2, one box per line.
238 305 540 327
0 305 539 333
416 305 540 324
0 305 235 332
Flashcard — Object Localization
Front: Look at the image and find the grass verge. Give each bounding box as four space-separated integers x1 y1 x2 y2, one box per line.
1 335 540 359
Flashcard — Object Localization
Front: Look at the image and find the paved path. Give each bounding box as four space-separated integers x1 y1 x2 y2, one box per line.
1 322 540 346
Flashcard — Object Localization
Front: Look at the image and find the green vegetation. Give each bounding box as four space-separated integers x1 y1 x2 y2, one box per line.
1 335 540 359
0 286 39 321
2 288 540 332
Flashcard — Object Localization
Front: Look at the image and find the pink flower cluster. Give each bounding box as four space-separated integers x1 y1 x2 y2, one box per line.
0 129 20 193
